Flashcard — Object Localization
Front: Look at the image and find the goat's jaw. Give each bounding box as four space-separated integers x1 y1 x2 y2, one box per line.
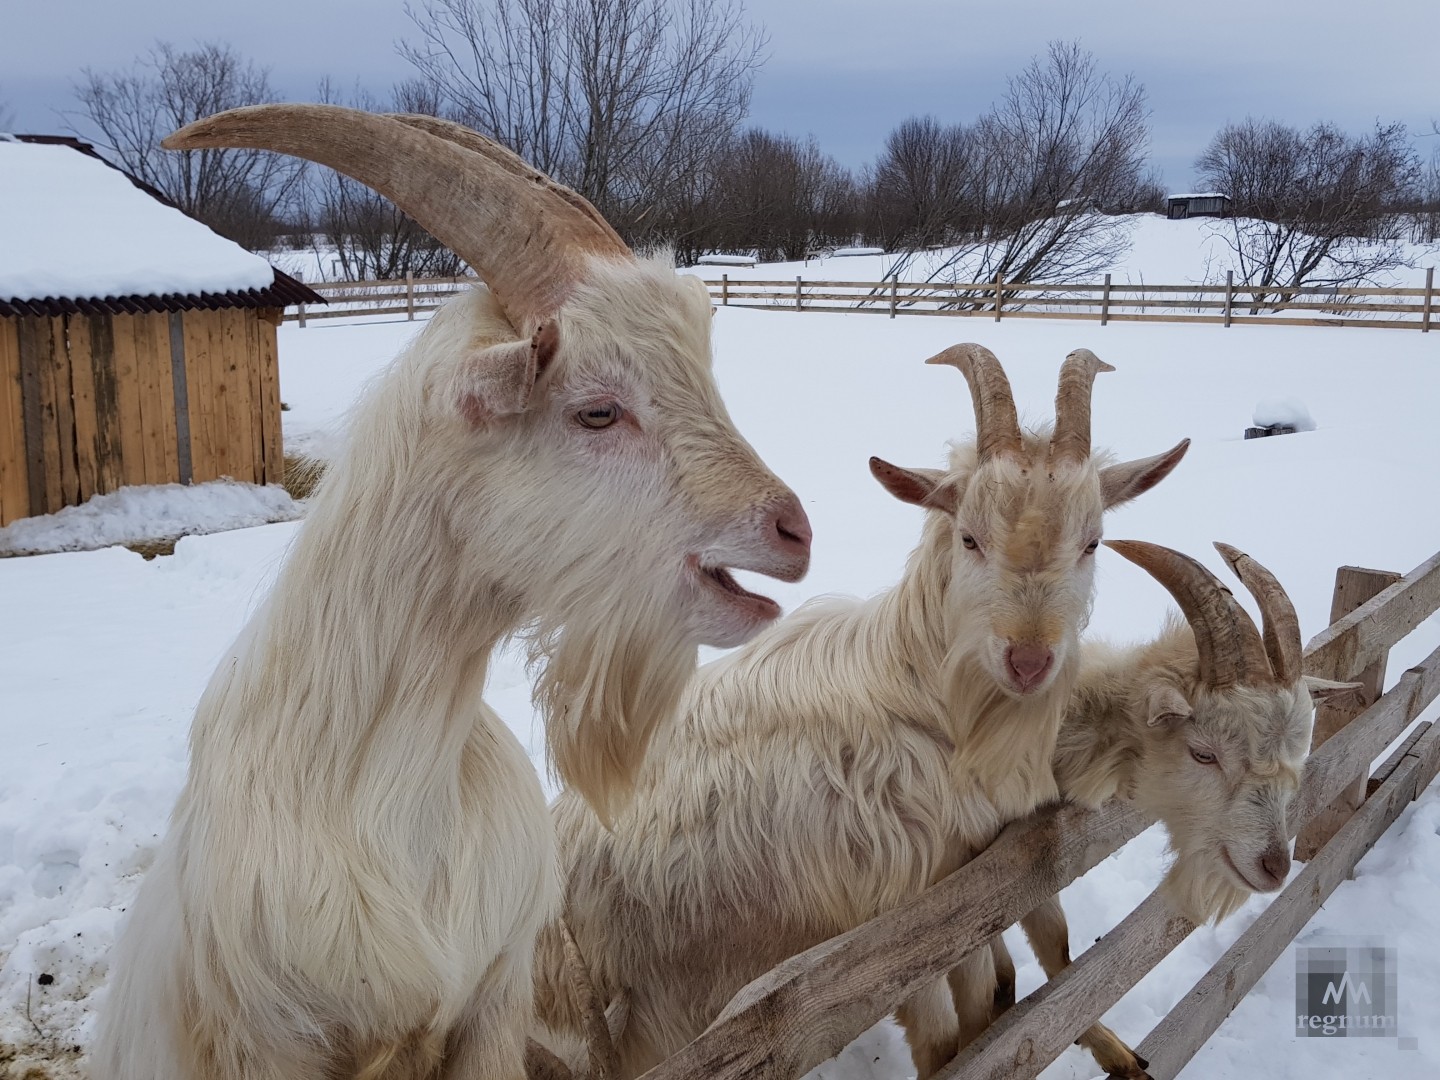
686 555 783 648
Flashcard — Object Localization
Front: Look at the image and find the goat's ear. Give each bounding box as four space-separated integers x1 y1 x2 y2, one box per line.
1100 438 1190 510
869 457 958 513
1302 675 1364 706
1146 684 1193 728
457 321 559 426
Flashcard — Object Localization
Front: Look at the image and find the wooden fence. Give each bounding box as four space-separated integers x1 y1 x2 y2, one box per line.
283 269 1438 332
0 308 284 527
627 547 1440 1080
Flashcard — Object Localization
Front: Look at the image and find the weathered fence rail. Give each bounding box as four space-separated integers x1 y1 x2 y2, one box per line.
633 546 1440 1080
282 272 1437 332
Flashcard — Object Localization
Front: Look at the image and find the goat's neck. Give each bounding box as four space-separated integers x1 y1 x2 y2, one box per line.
1056 620 1200 804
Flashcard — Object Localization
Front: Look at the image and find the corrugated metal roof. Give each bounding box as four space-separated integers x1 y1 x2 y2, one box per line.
1 135 323 318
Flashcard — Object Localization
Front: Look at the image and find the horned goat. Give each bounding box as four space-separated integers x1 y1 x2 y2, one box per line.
532 345 1189 1078
92 104 811 1080
980 540 1358 1079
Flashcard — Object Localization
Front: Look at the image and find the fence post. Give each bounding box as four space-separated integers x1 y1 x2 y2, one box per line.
1224 271 1234 328
795 275 802 311
297 301 306 328
1423 267 1434 333
406 271 415 321
1100 273 1112 326
1294 565 1402 864
722 274 729 306
889 276 897 319
993 272 1004 322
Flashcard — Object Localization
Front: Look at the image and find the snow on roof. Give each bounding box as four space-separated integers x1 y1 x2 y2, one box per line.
1168 192 1229 200
0 138 277 304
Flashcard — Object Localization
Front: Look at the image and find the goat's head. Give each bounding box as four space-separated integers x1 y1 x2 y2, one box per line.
870 345 1188 698
1106 540 1358 923
163 107 810 815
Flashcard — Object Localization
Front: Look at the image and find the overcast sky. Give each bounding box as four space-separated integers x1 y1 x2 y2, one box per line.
2 0 1435 189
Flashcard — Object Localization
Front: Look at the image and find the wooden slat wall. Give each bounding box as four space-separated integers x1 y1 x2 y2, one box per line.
0 320 28 526
0 308 279 526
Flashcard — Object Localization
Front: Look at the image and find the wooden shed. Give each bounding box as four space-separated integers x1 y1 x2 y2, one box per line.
1166 192 1232 220
0 135 321 527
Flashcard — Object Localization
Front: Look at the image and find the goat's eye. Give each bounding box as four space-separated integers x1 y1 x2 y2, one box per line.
576 403 621 429
961 534 979 551
1190 747 1218 766
1083 539 1100 556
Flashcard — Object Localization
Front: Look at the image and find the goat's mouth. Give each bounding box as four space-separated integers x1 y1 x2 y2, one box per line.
690 559 782 622
1219 846 1264 892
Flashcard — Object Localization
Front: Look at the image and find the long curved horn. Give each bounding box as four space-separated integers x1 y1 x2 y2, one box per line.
1105 540 1273 689
925 343 1023 461
1050 348 1115 465
1213 542 1302 684
560 920 621 1080
162 104 630 332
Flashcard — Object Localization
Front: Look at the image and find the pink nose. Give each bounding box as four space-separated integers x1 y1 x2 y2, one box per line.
1257 844 1290 889
1005 644 1054 692
771 493 813 559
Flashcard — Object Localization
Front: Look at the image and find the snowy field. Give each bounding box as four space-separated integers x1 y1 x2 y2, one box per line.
2 299 1439 1079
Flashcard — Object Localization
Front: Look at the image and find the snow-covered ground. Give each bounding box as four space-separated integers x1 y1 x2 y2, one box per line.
3 298 1440 1078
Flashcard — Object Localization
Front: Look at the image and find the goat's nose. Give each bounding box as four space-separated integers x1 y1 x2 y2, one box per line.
1257 845 1290 889
770 492 813 558
1005 644 1054 691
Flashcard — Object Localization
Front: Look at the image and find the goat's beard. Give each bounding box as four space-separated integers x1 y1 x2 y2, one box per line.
527 592 697 825
1160 849 1251 925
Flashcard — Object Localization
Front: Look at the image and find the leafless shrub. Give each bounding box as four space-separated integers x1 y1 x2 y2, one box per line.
72 42 304 251
1195 118 1421 310
401 0 765 248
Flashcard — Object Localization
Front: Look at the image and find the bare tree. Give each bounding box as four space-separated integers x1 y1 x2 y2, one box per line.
872 43 1151 295
401 0 766 243
1195 118 1420 309
302 80 465 280
865 116 975 251
72 42 304 250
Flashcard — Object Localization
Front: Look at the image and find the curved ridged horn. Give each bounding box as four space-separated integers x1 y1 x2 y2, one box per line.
925 343 1023 460
1213 542 1302 684
1050 348 1115 465
162 104 631 332
560 919 620 1080
1105 539 1274 689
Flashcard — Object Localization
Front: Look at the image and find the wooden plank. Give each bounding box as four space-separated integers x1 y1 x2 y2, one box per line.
48 316 80 507
183 311 217 482
257 312 283 484
66 315 99 502
207 311 233 479
219 308 254 483
87 314 124 495
134 313 168 485
0 319 30 525
936 892 1195 1080
1295 567 1402 862
168 313 193 485
636 800 1150 1080
110 313 146 489
149 312 179 484
1424 266 1434 333
244 312 266 484
17 316 60 514
1303 550 1440 681
1366 721 1432 795
1133 721 1440 1080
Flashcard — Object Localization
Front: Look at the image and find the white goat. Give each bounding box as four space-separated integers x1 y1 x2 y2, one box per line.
92 105 811 1080
982 540 1357 1078
533 345 1188 1078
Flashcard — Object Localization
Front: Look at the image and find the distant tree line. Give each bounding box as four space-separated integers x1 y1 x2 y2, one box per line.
62 6 1439 298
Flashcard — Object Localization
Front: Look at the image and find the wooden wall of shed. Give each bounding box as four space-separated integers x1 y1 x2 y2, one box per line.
0 308 283 527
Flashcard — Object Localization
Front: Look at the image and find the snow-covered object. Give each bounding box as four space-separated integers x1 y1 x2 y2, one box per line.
0 479 301 556
696 253 757 267
0 140 276 304
832 246 885 257
1253 397 1318 432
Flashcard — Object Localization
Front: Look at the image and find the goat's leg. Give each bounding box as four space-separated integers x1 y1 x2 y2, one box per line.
989 935 1017 1018
444 950 532 1080
894 978 959 1080
1018 898 1150 1080
944 943 998 1053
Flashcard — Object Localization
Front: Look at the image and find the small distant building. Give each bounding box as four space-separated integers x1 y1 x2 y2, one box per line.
1166 192 1231 220
0 134 321 526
